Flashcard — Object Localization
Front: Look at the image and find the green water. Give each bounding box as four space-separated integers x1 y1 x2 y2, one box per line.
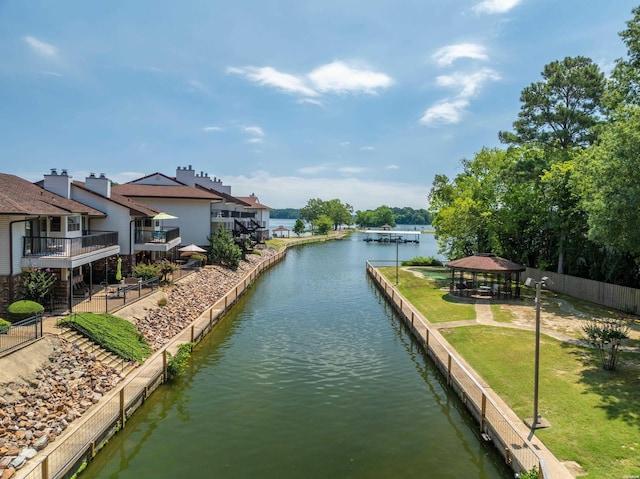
83 236 511 478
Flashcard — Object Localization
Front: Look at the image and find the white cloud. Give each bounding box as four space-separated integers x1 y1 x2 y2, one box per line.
226 171 428 210
339 141 351 147
202 126 222 132
473 0 522 14
436 68 500 98
242 126 265 137
385 164 399 170
298 164 330 175
433 44 489 66
338 166 369 174
227 66 318 97
187 80 210 95
308 61 393 95
297 98 323 106
247 138 263 144
24 36 57 58
359 146 375 151
419 99 470 126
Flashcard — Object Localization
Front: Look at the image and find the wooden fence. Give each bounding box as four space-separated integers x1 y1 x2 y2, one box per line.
17 250 286 479
366 261 559 479
525 267 640 315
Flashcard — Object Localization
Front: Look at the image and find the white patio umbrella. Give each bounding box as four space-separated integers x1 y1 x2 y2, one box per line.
179 243 207 257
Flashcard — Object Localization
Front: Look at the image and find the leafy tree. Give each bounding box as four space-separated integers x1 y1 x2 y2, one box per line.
325 199 353 230
575 105 640 260
269 208 300 219
208 228 242 270
607 6 640 109
293 218 306 236
499 56 605 149
372 205 396 228
354 210 375 227
299 198 326 231
313 214 333 235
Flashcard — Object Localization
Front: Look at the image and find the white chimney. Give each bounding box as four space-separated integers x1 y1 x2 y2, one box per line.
176 165 195 186
85 172 111 198
43 168 72 199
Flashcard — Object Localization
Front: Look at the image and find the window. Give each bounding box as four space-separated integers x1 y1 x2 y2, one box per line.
67 216 81 232
50 217 61 232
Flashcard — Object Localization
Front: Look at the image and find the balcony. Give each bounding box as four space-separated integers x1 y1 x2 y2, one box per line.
22 231 120 269
134 227 181 252
211 209 256 220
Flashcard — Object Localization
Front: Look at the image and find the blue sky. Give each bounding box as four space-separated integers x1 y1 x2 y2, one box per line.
1 0 637 210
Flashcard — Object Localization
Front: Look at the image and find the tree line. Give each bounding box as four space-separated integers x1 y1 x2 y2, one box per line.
428 6 640 287
271 205 432 227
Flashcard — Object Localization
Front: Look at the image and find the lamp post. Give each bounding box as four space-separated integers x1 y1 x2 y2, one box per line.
525 276 550 430
395 236 399 285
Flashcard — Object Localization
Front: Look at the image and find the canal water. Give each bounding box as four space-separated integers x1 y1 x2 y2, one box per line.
82 231 512 478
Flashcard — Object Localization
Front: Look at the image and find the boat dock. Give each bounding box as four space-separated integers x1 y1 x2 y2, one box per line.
363 229 421 243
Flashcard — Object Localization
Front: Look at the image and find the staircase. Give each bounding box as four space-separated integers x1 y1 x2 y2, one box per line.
59 328 137 376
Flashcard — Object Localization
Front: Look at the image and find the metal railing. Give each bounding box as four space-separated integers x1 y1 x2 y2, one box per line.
68 277 160 314
366 261 550 478
0 314 43 357
22 232 118 258
134 227 180 244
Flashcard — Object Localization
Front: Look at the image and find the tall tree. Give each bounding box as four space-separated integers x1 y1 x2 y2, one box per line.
607 6 640 109
499 56 605 149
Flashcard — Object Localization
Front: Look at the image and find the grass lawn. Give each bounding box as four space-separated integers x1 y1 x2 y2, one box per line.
380 266 476 323
376 265 640 477
442 326 640 478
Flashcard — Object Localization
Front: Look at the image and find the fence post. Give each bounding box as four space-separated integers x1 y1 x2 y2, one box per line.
191 325 195 342
119 389 126 427
481 394 487 432
447 354 452 385
163 349 168 382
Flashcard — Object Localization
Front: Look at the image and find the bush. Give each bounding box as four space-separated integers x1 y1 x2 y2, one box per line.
401 256 443 267
6 300 45 323
0 318 10 333
166 343 195 380
134 262 160 280
21 267 56 303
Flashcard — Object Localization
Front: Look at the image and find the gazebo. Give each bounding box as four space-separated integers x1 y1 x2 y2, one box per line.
446 253 526 299
272 225 290 238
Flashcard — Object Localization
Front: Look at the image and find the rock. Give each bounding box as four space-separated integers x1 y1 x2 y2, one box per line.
32 435 48 451
20 448 37 459
8 456 24 469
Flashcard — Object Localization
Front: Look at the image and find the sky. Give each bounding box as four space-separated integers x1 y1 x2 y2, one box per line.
1 0 638 211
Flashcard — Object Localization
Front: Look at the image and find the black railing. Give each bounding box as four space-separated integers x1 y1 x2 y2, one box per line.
0 314 43 357
23 231 118 258
211 209 257 219
135 227 180 244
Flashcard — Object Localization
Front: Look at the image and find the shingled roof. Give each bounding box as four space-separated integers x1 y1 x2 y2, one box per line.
0 173 105 216
73 181 160 216
113 183 224 201
446 253 525 272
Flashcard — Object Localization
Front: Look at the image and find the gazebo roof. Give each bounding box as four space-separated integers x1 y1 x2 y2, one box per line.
446 253 525 272
272 225 290 232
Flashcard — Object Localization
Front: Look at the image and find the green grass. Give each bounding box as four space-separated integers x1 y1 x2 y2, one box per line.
379 266 475 323
59 313 151 363
490 303 515 323
442 326 640 478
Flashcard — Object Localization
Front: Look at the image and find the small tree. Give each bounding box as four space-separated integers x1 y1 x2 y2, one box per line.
582 318 630 371
155 259 178 283
21 267 56 304
314 214 333 235
293 218 306 236
208 228 242 270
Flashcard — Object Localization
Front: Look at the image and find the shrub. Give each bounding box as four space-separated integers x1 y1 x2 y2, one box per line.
166 343 195 380
582 318 630 371
21 267 56 303
0 318 10 333
208 229 242 270
401 256 443 267
6 300 45 323
157 296 167 307
134 262 160 280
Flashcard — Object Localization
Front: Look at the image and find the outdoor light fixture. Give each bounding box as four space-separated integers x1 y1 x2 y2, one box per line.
525 276 551 430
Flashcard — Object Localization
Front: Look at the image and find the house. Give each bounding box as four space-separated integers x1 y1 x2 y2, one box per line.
39 170 183 274
0 171 117 313
235 193 271 242
113 165 270 247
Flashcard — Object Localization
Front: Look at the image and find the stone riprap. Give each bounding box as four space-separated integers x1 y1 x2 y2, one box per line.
0 248 278 476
